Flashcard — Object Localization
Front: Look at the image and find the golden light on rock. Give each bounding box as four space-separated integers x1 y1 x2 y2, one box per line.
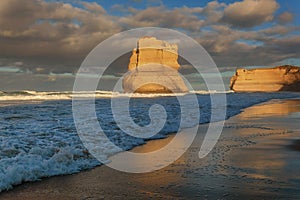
123 37 188 93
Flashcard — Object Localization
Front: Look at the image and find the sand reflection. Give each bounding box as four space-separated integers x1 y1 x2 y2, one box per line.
238 99 300 119
228 99 300 188
108 99 300 198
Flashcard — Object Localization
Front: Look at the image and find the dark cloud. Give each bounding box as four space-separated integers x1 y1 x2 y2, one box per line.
118 6 204 31
201 1 225 24
261 25 294 36
0 0 121 73
195 23 300 67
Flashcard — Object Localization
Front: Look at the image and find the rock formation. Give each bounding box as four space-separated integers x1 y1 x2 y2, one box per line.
123 36 188 93
230 65 300 92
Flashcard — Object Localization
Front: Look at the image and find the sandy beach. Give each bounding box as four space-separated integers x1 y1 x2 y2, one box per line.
1 98 300 199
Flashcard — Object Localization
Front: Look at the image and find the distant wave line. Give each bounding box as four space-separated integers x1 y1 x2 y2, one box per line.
0 90 234 101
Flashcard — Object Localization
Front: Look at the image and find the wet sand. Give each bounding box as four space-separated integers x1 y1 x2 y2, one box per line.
1 99 300 199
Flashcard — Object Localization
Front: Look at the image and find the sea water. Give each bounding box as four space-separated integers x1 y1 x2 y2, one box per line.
0 91 299 191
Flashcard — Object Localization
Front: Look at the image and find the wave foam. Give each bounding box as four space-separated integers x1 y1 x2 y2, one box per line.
0 90 234 101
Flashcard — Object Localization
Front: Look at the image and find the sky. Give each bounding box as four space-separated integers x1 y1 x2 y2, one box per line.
0 0 299 76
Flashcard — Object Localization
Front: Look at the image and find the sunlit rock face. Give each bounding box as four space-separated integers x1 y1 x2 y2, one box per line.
123 36 188 93
230 65 300 92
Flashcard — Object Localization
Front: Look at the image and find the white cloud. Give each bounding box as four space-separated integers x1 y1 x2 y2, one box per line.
222 0 279 27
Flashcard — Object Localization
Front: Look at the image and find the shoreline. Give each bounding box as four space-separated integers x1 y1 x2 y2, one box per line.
1 98 300 199
0 93 298 193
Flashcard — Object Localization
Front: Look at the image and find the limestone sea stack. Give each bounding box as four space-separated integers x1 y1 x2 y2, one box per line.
230 65 300 92
122 36 188 93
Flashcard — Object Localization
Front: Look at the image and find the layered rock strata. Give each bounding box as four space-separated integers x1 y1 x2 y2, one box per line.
123 36 188 93
230 65 300 92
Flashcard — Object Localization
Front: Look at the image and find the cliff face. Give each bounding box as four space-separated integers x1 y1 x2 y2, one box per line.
230 65 300 92
123 37 188 93
128 36 180 71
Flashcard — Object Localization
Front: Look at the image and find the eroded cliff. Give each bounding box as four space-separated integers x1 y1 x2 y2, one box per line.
123 37 188 93
230 65 300 92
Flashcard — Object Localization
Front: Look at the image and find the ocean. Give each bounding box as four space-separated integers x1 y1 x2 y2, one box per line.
0 90 300 191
